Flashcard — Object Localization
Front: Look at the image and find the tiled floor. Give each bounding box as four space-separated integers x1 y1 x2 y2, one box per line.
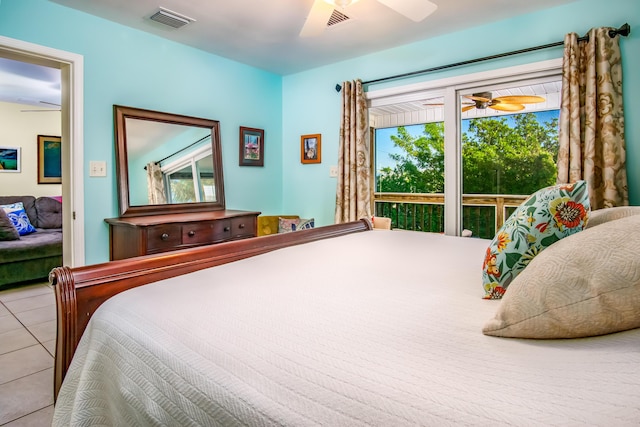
0 282 55 426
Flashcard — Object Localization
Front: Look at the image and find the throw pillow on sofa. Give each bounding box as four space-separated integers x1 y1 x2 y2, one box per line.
0 209 20 241
1 202 37 236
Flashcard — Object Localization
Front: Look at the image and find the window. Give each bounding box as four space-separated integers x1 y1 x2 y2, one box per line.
162 146 215 204
369 60 562 237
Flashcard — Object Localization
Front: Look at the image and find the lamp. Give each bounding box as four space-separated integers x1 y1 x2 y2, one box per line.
323 0 360 8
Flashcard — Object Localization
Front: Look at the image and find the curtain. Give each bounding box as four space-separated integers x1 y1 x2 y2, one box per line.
146 162 167 204
557 27 628 209
335 79 372 223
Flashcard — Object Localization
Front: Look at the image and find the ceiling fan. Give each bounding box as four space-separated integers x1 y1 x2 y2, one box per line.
300 0 438 37
20 101 61 113
424 92 545 112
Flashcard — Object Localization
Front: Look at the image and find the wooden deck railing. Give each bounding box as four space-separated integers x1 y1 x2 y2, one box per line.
374 193 528 239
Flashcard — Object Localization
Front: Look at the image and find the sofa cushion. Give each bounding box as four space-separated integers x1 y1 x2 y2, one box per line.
0 209 19 241
0 196 37 225
35 196 63 228
0 229 62 263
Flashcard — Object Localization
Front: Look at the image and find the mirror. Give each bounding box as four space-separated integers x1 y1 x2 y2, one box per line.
114 105 225 217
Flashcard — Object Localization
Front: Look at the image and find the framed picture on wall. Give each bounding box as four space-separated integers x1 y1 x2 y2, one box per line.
37 135 62 184
301 134 321 164
0 146 21 173
239 126 264 167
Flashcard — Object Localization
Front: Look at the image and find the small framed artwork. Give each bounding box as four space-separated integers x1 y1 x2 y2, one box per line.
239 126 264 167
301 134 321 164
0 146 21 173
37 135 62 184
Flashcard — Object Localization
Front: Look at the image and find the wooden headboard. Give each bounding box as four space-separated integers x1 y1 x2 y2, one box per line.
50 219 372 399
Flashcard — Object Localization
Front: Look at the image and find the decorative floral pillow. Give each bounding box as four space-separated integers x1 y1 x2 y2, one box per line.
482 181 590 299
278 217 314 233
292 218 314 231
1 202 37 236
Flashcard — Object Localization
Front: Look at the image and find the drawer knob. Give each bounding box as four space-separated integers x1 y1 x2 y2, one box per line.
161 233 169 241
238 223 245 229
224 226 231 232
188 230 196 237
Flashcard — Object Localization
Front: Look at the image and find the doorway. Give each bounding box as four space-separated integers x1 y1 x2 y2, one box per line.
0 35 85 267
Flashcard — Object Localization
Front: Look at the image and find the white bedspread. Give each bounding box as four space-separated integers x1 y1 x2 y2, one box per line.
53 230 640 426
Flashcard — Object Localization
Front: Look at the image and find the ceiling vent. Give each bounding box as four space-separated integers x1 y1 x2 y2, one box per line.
327 9 351 27
149 7 196 29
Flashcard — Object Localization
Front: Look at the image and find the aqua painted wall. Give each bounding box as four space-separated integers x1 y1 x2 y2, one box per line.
282 0 640 226
1 0 637 264
0 0 284 265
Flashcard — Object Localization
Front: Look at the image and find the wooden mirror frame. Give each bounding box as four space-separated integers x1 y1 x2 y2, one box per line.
114 105 225 217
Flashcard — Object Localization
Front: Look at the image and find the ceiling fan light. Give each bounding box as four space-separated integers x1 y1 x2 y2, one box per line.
323 0 359 8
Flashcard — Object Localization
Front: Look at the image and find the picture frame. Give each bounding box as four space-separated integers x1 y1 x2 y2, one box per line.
239 126 264 167
0 146 21 173
37 135 62 184
301 134 321 164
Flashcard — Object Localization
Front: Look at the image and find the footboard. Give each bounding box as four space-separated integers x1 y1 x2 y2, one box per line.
50 219 371 399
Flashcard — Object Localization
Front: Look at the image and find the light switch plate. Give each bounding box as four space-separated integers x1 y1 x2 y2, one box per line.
89 161 107 177
329 165 338 178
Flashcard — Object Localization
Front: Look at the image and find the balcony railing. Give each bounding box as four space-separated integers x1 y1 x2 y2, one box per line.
374 193 528 239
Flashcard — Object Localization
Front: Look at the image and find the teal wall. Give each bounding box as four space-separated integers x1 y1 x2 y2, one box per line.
1 0 638 264
0 0 284 264
282 0 640 226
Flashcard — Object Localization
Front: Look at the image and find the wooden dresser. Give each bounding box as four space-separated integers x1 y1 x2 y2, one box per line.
105 210 260 260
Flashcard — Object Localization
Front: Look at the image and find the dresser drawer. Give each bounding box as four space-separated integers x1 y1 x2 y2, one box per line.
106 210 260 260
182 222 216 245
147 225 182 251
231 216 255 238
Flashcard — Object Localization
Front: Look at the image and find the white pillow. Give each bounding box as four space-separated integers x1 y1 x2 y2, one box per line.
585 206 640 229
483 214 640 339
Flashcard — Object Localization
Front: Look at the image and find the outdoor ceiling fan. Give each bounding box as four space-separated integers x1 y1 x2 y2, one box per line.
424 92 545 112
300 0 438 37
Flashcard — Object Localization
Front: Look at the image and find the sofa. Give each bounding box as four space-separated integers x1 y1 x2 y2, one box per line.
0 196 62 288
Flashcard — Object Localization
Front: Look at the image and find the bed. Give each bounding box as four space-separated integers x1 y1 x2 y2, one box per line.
51 218 640 426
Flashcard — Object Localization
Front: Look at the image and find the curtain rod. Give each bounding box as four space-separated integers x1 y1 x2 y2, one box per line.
334 23 630 92
143 134 210 170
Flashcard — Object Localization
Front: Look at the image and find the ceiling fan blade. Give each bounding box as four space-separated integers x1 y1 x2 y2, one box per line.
462 105 476 112
376 0 438 22
21 110 61 112
300 0 334 38
465 95 491 103
489 103 525 112
493 95 545 104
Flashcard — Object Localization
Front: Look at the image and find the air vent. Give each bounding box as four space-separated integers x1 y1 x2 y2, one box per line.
327 9 350 27
149 7 196 29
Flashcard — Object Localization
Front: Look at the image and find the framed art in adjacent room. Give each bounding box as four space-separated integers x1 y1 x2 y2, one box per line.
37 135 62 184
0 146 20 172
301 134 321 164
239 126 264 167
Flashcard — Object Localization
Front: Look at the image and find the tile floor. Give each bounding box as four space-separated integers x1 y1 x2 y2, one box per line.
0 282 55 426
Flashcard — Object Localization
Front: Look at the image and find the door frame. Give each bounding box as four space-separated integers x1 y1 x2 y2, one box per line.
0 35 85 267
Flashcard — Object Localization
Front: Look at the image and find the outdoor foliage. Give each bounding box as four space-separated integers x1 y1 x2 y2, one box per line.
377 112 559 195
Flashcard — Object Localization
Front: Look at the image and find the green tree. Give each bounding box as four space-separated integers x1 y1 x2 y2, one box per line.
377 113 558 196
377 123 444 193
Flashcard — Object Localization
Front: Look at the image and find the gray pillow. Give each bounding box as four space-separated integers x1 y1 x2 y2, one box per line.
0 209 20 241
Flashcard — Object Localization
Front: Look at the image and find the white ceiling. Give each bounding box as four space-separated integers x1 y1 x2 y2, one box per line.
48 0 578 75
1 0 576 109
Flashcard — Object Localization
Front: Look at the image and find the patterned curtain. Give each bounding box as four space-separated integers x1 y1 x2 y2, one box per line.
557 27 628 209
146 162 167 204
335 79 372 223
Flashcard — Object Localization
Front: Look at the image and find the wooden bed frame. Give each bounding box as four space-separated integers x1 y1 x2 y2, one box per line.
50 219 371 399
